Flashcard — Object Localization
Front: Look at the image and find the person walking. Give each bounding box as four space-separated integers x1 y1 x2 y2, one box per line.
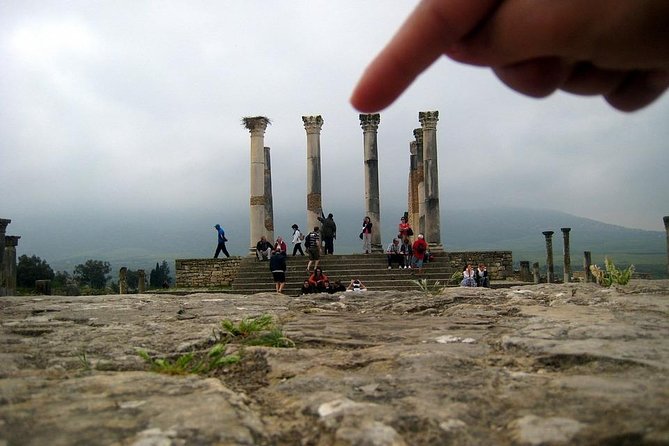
318 211 337 255
305 227 321 272
411 234 429 275
291 224 305 256
269 250 287 293
361 216 373 254
213 224 230 258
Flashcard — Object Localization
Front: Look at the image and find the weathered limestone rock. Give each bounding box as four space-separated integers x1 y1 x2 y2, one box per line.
1 281 668 445
119 266 128 294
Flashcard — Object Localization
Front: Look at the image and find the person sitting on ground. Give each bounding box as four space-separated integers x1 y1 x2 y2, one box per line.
331 280 346 293
322 280 335 294
273 236 287 256
300 279 314 295
308 267 329 292
411 234 429 275
398 216 413 240
269 250 287 293
400 236 413 268
346 278 367 292
475 263 490 288
461 263 477 287
256 236 273 261
305 227 321 272
386 238 405 269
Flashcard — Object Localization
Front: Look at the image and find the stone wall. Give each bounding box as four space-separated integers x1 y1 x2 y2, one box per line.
175 258 242 288
443 251 514 280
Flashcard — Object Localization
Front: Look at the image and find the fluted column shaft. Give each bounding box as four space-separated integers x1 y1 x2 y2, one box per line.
3 235 19 296
303 116 324 231
408 140 420 235
360 114 382 252
561 227 572 283
543 231 555 283
138 269 146 293
419 111 441 248
413 129 425 236
244 117 270 253
264 147 274 243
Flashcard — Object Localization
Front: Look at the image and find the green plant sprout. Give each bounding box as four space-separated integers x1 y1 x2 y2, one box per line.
590 257 635 287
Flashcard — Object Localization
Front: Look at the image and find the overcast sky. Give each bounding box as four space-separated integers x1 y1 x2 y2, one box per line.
2 1 668 258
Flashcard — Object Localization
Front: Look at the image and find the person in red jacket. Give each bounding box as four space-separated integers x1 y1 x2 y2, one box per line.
308 267 329 293
411 234 429 275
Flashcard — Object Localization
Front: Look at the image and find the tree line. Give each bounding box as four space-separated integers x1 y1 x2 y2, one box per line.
16 255 173 294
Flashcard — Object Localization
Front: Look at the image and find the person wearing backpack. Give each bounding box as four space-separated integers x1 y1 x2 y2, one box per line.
291 224 305 256
305 227 321 272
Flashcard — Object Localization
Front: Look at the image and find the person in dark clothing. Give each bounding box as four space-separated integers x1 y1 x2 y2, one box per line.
213 224 230 258
269 250 287 293
318 211 337 255
256 236 272 261
300 280 314 295
475 263 490 288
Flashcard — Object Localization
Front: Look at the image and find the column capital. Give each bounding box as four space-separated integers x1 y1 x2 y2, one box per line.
542 231 554 238
664 216 669 230
359 113 380 132
242 116 270 136
418 111 439 130
560 227 571 234
302 115 324 134
0 219 11 232
4 236 20 247
413 128 423 144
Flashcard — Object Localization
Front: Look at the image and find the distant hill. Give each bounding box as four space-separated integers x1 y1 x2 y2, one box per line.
14 207 668 279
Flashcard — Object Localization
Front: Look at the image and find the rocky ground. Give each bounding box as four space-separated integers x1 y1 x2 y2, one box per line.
1 281 668 445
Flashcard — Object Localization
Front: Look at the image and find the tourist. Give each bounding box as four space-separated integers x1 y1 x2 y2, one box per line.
213 224 230 259
346 278 367 292
308 267 329 292
331 280 346 293
318 211 337 255
361 216 373 254
475 263 490 288
291 224 305 256
351 1 669 113
386 238 405 269
255 236 272 261
305 227 321 272
300 279 314 295
461 264 477 287
273 236 287 255
400 236 413 268
398 216 413 240
269 250 287 293
411 234 429 275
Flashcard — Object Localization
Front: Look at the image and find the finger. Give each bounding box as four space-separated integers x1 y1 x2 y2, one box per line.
350 0 500 112
560 63 628 96
493 57 571 98
605 70 669 112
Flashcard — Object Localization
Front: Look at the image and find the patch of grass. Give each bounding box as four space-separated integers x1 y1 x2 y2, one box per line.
139 314 292 375
412 278 446 295
77 350 92 371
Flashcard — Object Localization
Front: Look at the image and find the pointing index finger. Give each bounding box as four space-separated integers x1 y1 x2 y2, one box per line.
351 0 501 112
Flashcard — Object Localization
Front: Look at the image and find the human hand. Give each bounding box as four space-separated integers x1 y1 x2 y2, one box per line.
351 0 669 112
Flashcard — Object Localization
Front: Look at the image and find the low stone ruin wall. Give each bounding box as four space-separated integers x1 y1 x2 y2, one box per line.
444 251 514 280
175 258 241 288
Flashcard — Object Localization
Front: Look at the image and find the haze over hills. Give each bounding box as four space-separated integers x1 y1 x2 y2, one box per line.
11 207 667 279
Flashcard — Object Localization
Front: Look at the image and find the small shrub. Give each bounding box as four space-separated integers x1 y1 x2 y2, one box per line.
590 257 635 287
449 271 463 285
412 278 446 295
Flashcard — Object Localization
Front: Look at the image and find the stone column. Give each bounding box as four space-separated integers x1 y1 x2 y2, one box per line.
519 261 531 282
419 111 442 249
664 216 669 276
303 115 324 232
542 231 555 283
413 128 425 236
243 116 271 253
119 267 128 294
264 146 274 243
3 236 20 296
584 251 593 283
359 113 382 252
0 219 10 296
138 269 146 293
532 262 540 284
561 227 572 283
408 140 420 233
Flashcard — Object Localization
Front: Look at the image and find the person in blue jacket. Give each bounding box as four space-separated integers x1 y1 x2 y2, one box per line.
213 224 230 258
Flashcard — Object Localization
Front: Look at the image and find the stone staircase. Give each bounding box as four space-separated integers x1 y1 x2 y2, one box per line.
232 253 503 296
